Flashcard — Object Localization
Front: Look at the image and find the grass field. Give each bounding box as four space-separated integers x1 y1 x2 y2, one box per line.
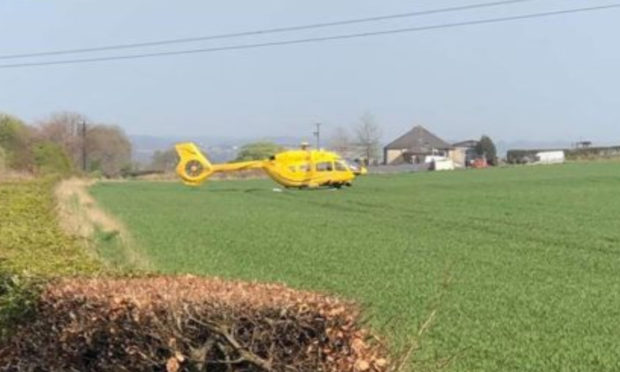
91 163 620 371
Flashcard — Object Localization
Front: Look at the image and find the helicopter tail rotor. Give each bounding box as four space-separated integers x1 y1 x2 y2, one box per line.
175 142 214 186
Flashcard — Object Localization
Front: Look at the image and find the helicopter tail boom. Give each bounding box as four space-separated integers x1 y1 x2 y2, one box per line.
175 142 266 186
212 161 264 172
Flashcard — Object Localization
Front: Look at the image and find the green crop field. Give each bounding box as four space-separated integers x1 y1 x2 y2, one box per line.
91 163 620 371
0 179 100 276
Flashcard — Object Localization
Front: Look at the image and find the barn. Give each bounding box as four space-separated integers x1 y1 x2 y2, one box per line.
383 125 452 165
451 140 479 168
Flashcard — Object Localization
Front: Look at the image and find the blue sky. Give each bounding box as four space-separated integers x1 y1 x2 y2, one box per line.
1 0 618 144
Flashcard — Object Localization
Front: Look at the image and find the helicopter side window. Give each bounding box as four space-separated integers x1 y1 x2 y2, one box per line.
316 161 333 172
288 165 296 173
334 161 348 171
299 163 310 172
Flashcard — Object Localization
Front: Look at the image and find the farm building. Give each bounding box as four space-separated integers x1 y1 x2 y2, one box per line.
507 145 620 164
383 126 478 168
535 151 565 164
451 140 479 168
383 125 452 165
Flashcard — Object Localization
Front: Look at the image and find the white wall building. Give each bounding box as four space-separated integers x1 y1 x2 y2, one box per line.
535 151 565 165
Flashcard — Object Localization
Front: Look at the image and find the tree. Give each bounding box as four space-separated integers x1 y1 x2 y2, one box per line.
37 113 132 176
37 112 88 170
328 126 351 155
86 125 132 177
0 111 135 176
150 148 179 172
475 135 497 165
235 142 284 161
0 113 34 170
355 112 382 165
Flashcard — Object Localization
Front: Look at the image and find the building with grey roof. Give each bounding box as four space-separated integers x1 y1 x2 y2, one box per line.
383 125 453 165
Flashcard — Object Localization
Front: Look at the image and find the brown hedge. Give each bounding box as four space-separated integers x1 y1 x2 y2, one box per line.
0 276 388 371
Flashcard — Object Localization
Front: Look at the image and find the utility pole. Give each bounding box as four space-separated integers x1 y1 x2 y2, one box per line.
81 121 87 172
313 122 322 149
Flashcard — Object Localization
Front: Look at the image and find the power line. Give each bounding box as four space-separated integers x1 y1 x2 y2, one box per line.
0 0 538 60
0 4 618 69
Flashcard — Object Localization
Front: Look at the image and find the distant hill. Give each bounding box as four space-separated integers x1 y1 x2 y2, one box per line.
130 135 306 165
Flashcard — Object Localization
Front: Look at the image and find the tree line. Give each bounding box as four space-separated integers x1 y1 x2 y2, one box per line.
0 112 132 177
85 111 495 174
148 113 384 173
210 113 384 166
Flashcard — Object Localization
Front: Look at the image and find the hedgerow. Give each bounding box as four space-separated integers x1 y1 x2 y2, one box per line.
0 270 43 341
1 276 388 371
0 178 101 343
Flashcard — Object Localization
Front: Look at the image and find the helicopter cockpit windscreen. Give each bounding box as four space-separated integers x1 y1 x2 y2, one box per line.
334 160 348 172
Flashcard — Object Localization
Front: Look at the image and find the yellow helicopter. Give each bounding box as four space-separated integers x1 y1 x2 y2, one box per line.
175 142 366 188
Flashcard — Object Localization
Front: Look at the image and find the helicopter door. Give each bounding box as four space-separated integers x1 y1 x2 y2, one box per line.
295 163 311 181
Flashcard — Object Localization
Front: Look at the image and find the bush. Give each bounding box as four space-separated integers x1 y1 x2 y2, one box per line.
0 269 43 341
33 141 73 175
0 276 389 371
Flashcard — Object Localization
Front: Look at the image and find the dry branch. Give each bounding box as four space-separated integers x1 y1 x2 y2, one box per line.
0 276 389 371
